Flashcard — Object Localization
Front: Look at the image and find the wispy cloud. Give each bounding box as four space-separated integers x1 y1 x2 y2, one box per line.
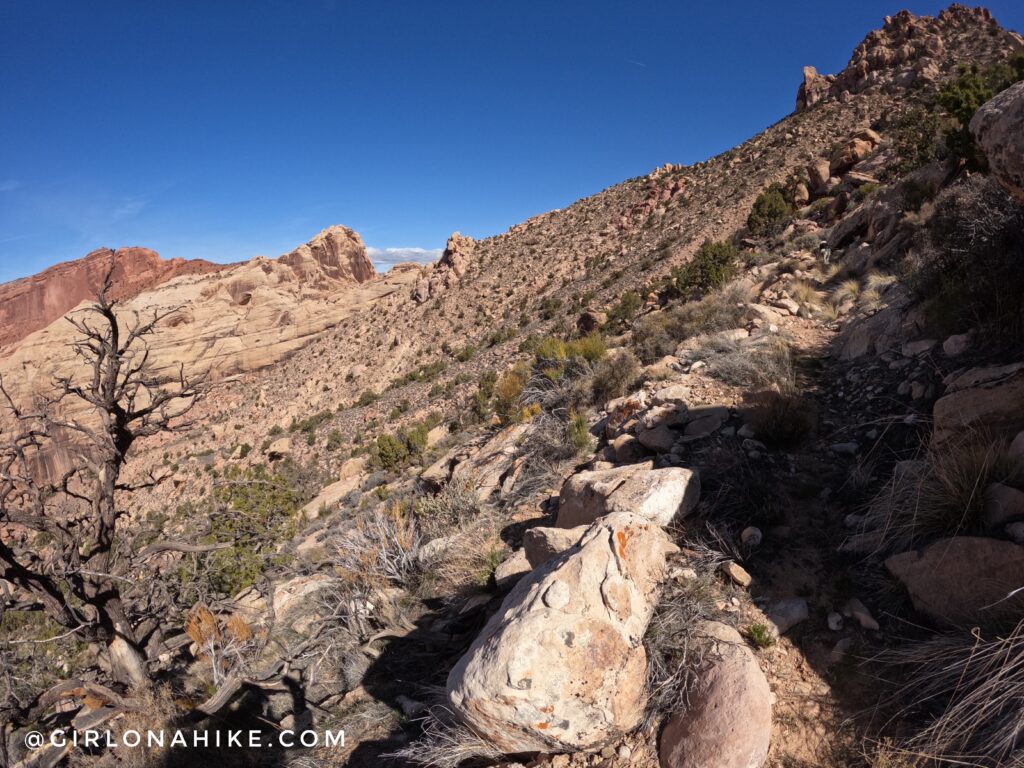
0 179 20 192
110 197 147 220
366 246 441 271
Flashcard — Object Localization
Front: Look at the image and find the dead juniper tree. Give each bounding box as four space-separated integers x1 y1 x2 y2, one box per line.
0 269 206 688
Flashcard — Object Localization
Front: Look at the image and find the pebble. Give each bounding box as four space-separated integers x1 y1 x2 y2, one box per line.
767 598 810 634
827 611 844 631
741 526 763 548
721 560 752 587
843 597 880 631
1006 522 1024 544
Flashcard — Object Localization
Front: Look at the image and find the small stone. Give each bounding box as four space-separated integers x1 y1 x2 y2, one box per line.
842 598 879 631
901 339 937 357
896 380 911 396
600 746 616 759
942 333 971 357
830 637 853 664
737 423 756 439
740 526 763 549
721 560 752 587
827 612 844 631
767 598 809 634
617 745 632 760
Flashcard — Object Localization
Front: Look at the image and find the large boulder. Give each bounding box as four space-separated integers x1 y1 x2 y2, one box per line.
885 537 1024 626
523 525 587 568
970 81 1024 203
932 367 1024 446
447 513 678 753
659 621 772 768
556 462 700 528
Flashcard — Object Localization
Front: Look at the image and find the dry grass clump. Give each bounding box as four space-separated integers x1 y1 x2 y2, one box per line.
333 505 422 588
631 284 750 364
644 551 720 723
877 620 1024 767
847 435 1024 555
685 332 795 390
831 278 862 305
388 706 502 768
591 349 641 405
789 279 824 306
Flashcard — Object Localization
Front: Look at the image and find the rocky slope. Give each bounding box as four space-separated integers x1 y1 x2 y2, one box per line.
3 5 1024 768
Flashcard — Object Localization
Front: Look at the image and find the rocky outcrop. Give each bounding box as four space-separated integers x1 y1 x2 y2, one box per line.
413 232 475 303
556 462 700 528
447 512 677 753
885 537 1024 625
0 226 414 417
279 225 376 286
0 247 224 352
795 6 1011 112
659 622 772 768
971 81 1024 203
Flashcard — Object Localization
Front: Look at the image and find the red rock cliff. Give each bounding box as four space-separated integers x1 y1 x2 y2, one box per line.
0 247 226 352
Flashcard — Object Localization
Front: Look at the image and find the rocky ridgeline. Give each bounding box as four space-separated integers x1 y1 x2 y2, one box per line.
797 4 1020 111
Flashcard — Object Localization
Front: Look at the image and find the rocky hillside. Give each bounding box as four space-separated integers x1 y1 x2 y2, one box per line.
2 5 1024 768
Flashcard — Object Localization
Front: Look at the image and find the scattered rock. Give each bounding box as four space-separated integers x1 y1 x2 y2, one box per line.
841 598 879 631
942 333 971 357
740 526 763 549
982 483 1024 530
494 549 532 589
933 368 1024 446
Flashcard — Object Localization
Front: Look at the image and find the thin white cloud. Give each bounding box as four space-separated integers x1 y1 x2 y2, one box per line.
110 197 147 220
366 246 442 271
0 179 20 192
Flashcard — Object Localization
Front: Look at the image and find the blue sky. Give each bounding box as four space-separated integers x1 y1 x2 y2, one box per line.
1 1 1022 282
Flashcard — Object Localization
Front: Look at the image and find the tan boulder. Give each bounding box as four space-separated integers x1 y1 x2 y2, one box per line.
885 537 1024 625
556 463 700 528
523 525 587 568
970 81 1024 203
659 621 772 768
932 368 1024 446
807 159 831 192
447 512 678 753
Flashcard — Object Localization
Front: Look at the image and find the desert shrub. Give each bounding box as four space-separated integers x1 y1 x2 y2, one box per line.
454 344 476 362
493 363 531 424
747 184 792 235
326 429 346 451
372 433 409 470
644 553 719 721
669 240 739 298
237 443 251 459
905 177 1024 339
897 176 938 212
633 284 750 364
591 349 641 404
356 390 379 407
890 104 948 175
205 462 305 594
878 620 1024 765
414 479 481 535
333 505 421 588
537 295 564 320
743 623 776 649
848 434 1024 555
606 290 642 330
743 390 817 448
389 707 503 768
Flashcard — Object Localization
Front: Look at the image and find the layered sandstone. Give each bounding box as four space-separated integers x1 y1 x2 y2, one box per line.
0 247 225 352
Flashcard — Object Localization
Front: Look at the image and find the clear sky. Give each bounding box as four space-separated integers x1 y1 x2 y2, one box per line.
1 1 1021 282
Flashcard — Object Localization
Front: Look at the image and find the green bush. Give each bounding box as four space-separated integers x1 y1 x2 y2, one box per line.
356 390 379 407
566 412 592 455
606 291 642 330
373 433 409 470
747 184 792 235
326 429 346 451
205 463 303 595
669 240 739 298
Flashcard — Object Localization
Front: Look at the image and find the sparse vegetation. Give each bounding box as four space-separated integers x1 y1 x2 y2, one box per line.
747 183 793 236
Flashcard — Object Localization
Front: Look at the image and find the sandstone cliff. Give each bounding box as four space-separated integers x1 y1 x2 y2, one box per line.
0 247 225 352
